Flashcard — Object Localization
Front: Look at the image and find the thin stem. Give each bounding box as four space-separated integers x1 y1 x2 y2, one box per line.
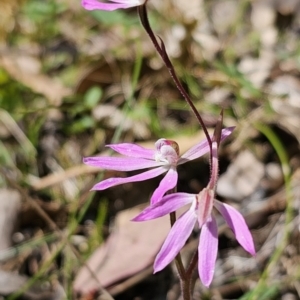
181 278 192 300
138 4 212 152
186 250 198 278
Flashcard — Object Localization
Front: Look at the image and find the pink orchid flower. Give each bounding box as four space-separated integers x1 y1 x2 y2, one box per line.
133 190 255 286
133 138 255 287
82 0 145 11
83 127 234 205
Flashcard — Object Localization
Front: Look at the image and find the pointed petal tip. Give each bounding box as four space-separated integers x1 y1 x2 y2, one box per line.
248 246 256 256
130 215 143 222
130 205 169 222
214 200 256 257
198 216 218 290
237 238 256 256
153 260 165 274
90 186 100 191
200 273 214 288
224 126 235 135
236 230 255 254
129 207 154 222
202 280 211 288
90 182 107 191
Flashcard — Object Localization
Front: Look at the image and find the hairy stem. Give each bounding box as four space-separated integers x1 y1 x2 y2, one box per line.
186 250 198 277
138 4 212 152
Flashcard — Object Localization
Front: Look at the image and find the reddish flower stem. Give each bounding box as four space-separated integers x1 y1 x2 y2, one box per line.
138 4 212 153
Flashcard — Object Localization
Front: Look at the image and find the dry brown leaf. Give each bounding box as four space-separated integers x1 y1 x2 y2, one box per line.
73 205 172 294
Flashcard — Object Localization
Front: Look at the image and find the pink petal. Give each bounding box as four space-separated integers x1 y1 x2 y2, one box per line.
83 156 161 171
178 139 210 163
110 0 138 3
91 166 167 190
198 215 218 287
178 127 235 163
154 209 197 273
82 0 133 11
220 126 235 139
132 193 195 221
106 143 155 160
214 200 256 255
150 167 178 204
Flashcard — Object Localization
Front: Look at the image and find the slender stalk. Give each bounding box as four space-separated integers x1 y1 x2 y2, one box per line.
138 4 212 152
186 250 198 278
181 277 192 300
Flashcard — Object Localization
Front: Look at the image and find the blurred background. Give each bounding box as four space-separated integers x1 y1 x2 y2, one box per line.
1 0 300 299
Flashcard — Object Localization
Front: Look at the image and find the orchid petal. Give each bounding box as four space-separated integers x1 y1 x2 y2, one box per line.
82 0 133 11
150 167 178 204
178 138 210 163
220 126 235 139
132 193 195 221
154 209 197 273
198 215 218 287
106 143 155 159
178 127 235 163
110 0 140 4
83 156 161 171
91 166 167 190
214 200 255 255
